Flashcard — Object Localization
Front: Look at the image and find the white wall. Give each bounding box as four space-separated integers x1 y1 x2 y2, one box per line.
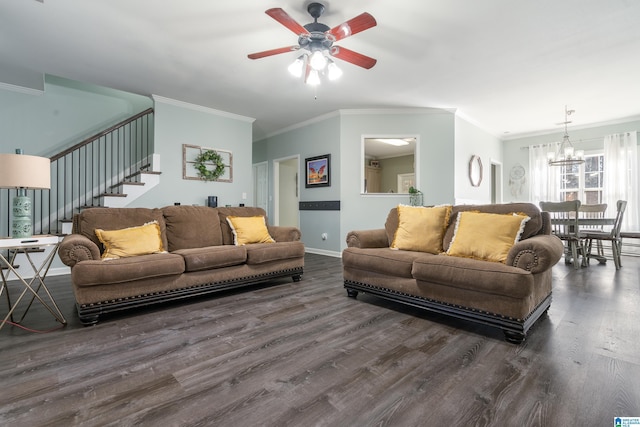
502 118 640 202
454 115 503 204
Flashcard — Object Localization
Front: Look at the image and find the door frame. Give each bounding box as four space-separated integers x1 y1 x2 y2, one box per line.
273 155 300 227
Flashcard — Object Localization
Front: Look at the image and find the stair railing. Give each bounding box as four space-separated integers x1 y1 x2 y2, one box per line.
1 108 154 236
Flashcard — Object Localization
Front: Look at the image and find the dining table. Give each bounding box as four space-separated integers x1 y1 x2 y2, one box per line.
549 217 616 267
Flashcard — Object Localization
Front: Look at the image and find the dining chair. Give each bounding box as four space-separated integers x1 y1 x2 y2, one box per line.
579 203 608 258
582 200 627 270
539 200 584 269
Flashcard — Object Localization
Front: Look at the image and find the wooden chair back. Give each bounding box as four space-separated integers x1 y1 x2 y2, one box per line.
539 200 581 241
579 203 608 231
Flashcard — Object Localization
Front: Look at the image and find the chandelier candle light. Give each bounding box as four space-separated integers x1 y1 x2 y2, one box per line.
548 106 585 166
0 149 51 238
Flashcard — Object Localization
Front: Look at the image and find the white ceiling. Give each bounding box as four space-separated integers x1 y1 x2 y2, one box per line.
2 0 640 142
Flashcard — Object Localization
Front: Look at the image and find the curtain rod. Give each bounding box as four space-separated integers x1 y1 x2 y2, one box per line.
520 132 634 150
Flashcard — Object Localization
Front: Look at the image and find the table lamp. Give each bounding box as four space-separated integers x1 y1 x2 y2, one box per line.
0 150 51 238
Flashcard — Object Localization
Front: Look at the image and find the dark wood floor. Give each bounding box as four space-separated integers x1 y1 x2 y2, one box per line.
1 253 639 426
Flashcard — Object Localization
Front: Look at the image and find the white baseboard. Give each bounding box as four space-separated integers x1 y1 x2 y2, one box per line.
304 248 342 258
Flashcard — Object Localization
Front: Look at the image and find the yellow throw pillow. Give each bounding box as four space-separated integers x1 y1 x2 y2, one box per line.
446 212 530 263
391 204 452 254
226 216 275 245
95 221 164 260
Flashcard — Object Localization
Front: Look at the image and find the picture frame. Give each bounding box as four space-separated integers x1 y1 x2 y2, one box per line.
305 154 331 188
182 144 233 182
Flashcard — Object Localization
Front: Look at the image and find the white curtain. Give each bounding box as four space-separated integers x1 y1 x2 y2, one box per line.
604 131 639 230
529 143 561 205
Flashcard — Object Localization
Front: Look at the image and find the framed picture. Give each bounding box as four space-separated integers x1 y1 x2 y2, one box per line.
182 144 233 182
305 154 331 188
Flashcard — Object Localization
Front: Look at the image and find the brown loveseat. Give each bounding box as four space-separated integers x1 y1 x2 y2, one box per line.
58 206 304 325
342 203 564 343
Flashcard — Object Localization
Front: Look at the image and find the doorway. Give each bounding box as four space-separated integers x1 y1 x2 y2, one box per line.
490 160 503 204
273 156 300 227
252 161 268 212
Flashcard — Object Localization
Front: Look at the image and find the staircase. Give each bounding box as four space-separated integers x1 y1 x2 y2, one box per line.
1 108 159 237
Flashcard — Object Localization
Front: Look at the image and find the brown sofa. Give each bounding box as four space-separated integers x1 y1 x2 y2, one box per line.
58 206 304 325
342 203 564 343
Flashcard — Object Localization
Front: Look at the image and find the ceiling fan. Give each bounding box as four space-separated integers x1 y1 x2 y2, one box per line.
248 2 377 85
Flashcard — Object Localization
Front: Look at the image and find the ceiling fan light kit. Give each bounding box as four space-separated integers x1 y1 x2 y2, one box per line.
248 2 377 86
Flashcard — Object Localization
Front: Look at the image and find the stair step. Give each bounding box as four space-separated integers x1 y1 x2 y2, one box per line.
110 181 145 190
97 193 127 198
128 170 162 179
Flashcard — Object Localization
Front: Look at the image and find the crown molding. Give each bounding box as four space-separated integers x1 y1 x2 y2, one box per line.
0 81 44 96
257 107 458 142
501 114 640 141
151 95 255 123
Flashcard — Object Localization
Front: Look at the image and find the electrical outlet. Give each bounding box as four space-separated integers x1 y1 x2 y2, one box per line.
242 192 247 200
321 233 328 240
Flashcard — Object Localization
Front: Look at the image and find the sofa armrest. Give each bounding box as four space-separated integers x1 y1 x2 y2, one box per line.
506 234 564 273
268 225 301 242
58 234 101 267
346 229 389 248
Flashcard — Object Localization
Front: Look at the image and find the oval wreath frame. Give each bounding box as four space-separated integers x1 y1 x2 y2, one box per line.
194 149 226 181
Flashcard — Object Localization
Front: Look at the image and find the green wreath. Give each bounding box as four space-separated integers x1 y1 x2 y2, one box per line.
194 150 225 181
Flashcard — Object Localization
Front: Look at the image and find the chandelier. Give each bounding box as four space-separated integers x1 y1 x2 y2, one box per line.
548 106 585 166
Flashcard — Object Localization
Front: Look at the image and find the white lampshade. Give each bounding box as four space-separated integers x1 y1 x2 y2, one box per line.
0 153 51 189
306 69 321 86
309 51 327 71
288 56 305 78
327 61 343 81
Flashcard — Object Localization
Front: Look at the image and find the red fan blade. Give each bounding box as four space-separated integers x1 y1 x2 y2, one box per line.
328 12 377 41
266 8 310 35
248 46 300 60
331 46 377 69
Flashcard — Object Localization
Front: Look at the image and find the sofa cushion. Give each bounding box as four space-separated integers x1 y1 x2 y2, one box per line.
226 215 275 245
72 253 185 287
75 207 168 256
446 212 530 263
411 255 534 299
342 247 433 278
162 205 223 251
95 221 165 259
245 241 305 265
172 246 247 272
391 204 451 253
442 203 543 251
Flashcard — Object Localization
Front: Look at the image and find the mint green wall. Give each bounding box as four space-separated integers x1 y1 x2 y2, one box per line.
131 98 254 209
339 109 456 251
454 116 502 204
502 119 640 202
0 75 151 157
256 114 341 254
256 109 458 255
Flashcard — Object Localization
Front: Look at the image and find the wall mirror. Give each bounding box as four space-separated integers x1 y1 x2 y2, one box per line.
362 136 418 194
468 155 483 187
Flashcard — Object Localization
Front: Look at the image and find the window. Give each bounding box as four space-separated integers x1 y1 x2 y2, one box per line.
560 153 604 203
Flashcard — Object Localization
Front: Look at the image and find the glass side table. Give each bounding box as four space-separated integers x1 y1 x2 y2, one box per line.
0 235 67 331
